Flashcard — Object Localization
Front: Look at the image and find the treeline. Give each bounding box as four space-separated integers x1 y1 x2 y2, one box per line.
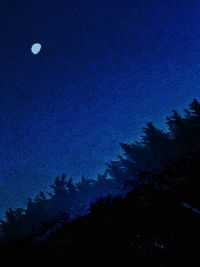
0 175 119 245
1 99 200 246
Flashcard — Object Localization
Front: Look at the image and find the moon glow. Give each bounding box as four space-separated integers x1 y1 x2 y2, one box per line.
31 43 42 55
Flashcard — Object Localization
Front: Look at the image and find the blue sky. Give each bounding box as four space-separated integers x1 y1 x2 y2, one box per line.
1 0 200 217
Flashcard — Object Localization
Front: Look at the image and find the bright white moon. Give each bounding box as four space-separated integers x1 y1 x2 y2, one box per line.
31 43 42 55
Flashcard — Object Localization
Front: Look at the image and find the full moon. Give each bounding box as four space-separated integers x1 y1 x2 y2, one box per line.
31 43 42 55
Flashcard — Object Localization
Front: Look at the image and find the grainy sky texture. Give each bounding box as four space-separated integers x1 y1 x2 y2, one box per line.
1 0 200 217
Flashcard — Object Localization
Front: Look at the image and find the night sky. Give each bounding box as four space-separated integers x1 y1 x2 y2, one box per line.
1 0 200 218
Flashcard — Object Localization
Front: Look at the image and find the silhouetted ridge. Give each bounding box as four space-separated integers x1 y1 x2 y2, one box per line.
1 99 200 264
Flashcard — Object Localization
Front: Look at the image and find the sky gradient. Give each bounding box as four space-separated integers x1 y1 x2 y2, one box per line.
1 0 200 217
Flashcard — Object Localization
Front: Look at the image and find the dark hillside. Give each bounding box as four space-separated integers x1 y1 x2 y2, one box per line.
2 99 200 265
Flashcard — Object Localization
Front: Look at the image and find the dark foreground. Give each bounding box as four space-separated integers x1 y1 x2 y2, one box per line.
2 100 200 266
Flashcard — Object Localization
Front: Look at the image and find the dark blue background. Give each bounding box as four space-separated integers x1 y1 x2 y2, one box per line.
1 0 200 217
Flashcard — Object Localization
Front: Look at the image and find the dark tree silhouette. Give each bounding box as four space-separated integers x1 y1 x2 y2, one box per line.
1 99 200 266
